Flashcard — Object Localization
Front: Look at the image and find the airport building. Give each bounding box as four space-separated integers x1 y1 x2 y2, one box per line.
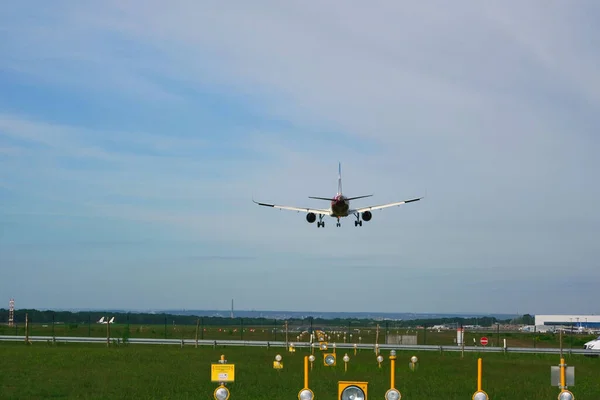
534 315 600 328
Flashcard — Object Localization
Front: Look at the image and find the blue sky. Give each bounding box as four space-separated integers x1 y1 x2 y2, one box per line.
1 1 599 315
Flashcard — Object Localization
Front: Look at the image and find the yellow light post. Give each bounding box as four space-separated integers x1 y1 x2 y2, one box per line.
557 357 575 400
298 355 315 400
343 353 350 372
211 354 235 400
471 358 489 400
273 354 283 370
409 356 418 372
385 350 402 400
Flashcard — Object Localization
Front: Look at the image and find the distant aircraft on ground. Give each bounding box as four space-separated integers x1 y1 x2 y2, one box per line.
253 163 423 227
97 316 115 324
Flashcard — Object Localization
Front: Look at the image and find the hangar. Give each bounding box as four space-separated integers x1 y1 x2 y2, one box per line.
534 315 600 328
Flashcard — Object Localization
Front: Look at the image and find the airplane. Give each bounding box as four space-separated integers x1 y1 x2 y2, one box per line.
253 163 423 227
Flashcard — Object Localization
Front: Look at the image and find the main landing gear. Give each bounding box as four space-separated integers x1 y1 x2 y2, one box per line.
336 218 341 227
354 213 363 227
317 214 325 228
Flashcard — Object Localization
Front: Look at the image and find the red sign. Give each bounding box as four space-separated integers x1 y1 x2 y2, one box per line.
480 337 488 346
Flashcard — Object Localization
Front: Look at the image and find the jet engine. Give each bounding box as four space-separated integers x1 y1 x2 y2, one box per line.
362 211 372 221
306 212 316 223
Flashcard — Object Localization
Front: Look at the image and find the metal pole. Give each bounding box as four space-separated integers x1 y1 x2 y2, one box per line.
496 323 500 347
25 313 29 344
195 318 199 348
461 324 465 358
570 320 573 350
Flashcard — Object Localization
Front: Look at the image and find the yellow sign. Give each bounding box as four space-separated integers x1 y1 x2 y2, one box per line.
211 364 235 382
273 361 283 369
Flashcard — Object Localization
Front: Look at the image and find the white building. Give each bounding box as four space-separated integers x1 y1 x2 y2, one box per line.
535 315 600 328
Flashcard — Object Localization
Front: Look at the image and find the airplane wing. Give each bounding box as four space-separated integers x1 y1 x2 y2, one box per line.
253 199 331 215
349 197 423 213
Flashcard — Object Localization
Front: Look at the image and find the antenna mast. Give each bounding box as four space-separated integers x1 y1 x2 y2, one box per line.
8 298 15 327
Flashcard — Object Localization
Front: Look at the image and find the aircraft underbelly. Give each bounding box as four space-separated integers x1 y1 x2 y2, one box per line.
331 201 349 217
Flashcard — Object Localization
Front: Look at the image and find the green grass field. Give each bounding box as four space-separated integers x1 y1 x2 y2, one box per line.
1 341 597 399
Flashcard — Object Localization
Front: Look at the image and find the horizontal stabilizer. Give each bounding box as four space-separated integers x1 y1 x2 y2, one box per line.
308 196 335 201
346 195 373 201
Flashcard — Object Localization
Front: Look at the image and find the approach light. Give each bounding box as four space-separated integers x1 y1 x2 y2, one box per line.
472 391 489 400
385 388 401 400
343 354 350 363
339 383 367 400
558 391 574 400
390 350 396 357
275 354 282 362
213 385 230 400
298 388 314 400
324 353 337 366
309 355 315 362
410 356 418 363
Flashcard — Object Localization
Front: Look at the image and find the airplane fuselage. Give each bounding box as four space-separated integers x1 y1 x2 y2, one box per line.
331 194 350 217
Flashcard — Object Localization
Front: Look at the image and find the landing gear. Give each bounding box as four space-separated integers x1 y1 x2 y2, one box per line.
317 214 325 228
336 218 341 227
354 213 363 227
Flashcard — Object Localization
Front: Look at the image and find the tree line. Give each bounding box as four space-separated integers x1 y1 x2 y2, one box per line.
0 308 526 328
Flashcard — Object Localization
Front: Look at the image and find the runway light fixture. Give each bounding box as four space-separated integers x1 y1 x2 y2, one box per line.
324 353 337 366
472 391 489 400
298 388 314 400
339 382 368 400
377 355 383 368
558 390 574 400
385 388 401 400
410 355 419 371
308 354 316 370
214 385 230 400
273 354 283 369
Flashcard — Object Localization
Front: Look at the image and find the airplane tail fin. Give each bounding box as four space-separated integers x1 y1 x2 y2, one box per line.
337 162 342 195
